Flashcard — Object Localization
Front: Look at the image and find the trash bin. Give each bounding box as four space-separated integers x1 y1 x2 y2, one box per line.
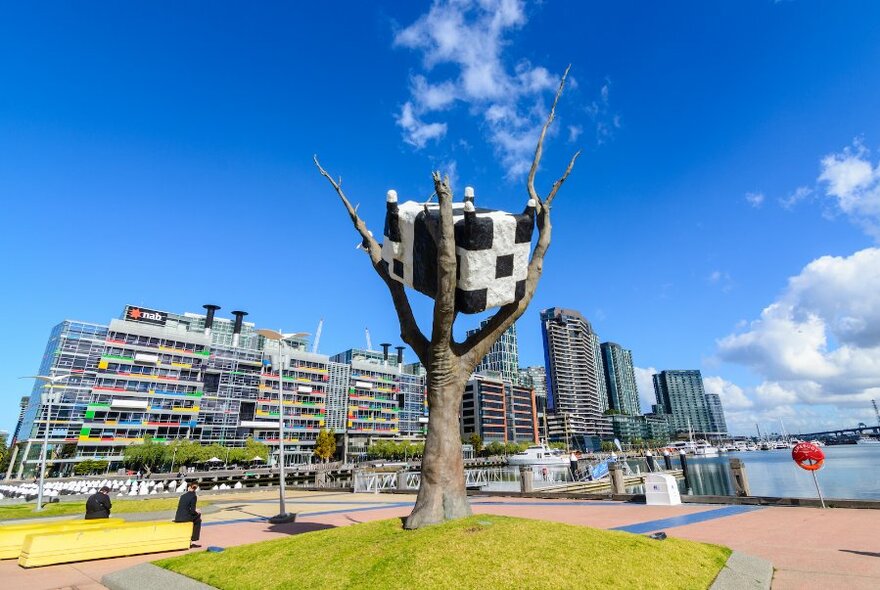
644 473 681 506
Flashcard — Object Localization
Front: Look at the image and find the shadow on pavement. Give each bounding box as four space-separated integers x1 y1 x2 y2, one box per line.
839 549 880 558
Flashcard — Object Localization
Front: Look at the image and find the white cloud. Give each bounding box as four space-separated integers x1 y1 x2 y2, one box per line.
703 376 753 410
817 139 880 239
708 270 733 292
779 185 812 209
745 191 765 208
393 0 598 177
716 248 880 426
567 125 583 143
396 101 448 148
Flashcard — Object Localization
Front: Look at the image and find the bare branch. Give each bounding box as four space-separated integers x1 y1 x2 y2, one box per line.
314 155 430 360
526 64 571 209
546 150 581 209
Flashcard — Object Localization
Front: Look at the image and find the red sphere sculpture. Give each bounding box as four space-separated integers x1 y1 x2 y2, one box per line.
792 442 825 471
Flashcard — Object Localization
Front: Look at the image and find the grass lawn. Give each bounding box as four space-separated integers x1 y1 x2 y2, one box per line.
0 497 211 521
156 515 731 590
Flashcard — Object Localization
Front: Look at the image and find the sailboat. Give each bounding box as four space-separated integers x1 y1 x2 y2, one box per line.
688 418 719 457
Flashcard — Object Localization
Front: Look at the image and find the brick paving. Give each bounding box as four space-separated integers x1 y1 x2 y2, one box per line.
2 489 878 589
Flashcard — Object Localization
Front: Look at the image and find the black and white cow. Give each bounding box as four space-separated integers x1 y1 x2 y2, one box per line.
381 187 536 314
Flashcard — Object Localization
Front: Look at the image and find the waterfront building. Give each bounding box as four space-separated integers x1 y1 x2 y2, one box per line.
652 370 721 436
11 304 426 477
468 321 520 384
608 413 671 444
540 307 611 443
461 372 538 444
518 366 548 440
705 393 728 436
600 342 641 417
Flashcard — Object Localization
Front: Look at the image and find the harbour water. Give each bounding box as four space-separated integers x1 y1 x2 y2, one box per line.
680 446 880 500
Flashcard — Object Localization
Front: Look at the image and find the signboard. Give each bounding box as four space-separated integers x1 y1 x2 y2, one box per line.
124 305 168 326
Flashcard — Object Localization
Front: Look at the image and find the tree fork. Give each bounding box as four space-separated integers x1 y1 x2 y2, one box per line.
315 65 578 529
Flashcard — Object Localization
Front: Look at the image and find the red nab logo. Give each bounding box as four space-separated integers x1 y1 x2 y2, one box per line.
125 306 168 326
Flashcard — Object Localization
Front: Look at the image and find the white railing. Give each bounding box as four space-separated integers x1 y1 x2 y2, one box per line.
354 467 511 493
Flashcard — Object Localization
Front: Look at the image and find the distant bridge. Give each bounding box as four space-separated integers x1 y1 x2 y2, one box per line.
791 425 880 439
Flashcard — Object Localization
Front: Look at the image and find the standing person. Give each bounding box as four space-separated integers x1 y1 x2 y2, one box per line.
85 486 112 519
174 482 202 547
541 466 549 481
570 452 579 478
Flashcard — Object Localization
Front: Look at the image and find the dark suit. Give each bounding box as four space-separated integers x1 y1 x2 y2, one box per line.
174 490 201 541
84 492 112 519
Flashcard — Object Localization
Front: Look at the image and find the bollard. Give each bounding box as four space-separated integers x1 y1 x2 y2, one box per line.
396 470 408 491
609 461 626 495
519 466 534 493
645 451 655 472
679 451 692 494
663 450 673 471
728 458 751 497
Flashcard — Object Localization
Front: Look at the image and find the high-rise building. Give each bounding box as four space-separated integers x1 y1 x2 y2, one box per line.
705 393 728 436
652 370 716 435
468 321 519 384
518 366 548 440
540 307 611 444
11 304 426 477
461 373 537 444
600 342 640 417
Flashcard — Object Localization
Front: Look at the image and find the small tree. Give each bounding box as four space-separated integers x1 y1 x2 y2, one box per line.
314 429 336 462
466 434 483 455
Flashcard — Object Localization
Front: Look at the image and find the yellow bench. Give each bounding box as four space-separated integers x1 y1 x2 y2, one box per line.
0 518 125 559
18 521 193 568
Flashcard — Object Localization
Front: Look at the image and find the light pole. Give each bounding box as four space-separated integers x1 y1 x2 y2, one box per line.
20 373 76 511
257 329 306 524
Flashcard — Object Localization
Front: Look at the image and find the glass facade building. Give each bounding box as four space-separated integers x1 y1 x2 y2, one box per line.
600 342 641 417
461 373 538 444
11 305 426 477
652 369 725 436
468 321 520 384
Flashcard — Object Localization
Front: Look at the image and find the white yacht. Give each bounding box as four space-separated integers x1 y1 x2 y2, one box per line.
693 441 719 457
856 437 880 445
507 444 570 466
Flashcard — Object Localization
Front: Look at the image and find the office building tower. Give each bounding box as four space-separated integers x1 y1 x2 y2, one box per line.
600 342 641 417
468 321 520 384
652 370 715 435
540 308 611 444
518 366 548 440
705 393 728 436
11 396 29 445
461 373 538 444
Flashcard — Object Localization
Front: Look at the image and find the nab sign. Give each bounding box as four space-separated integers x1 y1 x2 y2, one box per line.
125 305 168 326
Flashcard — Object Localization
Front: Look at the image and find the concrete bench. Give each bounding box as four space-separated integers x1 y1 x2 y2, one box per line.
0 518 126 559
18 521 192 568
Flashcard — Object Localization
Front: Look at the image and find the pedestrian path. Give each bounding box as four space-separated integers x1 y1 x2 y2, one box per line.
2 489 878 589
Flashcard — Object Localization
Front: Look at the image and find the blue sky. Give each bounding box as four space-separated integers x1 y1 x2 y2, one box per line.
2 1 880 436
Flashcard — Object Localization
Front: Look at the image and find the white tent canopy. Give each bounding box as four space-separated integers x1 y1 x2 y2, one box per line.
206 457 223 463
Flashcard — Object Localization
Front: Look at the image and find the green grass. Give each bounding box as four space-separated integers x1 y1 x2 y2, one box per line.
0 497 211 521
156 515 731 590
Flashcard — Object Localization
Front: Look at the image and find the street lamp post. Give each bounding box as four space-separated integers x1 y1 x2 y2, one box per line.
20 373 76 511
256 329 306 524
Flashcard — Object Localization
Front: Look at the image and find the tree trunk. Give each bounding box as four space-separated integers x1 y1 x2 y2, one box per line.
404 353 471 529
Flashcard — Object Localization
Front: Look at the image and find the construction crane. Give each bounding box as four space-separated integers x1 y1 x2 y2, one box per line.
365 327 372 351
873 399 880 427
311 319 323 354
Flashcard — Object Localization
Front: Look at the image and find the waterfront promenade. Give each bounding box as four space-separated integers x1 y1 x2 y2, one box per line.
2 489 878 589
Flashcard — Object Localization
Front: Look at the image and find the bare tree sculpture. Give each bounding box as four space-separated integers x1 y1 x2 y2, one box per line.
315 67 579 529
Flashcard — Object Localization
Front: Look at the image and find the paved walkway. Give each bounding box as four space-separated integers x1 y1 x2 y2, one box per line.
2 489 879 589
